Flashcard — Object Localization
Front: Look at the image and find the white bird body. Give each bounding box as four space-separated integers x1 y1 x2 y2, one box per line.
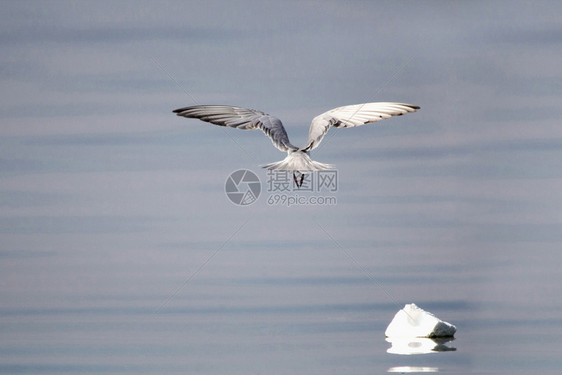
262 149 333 172
173 102 419 185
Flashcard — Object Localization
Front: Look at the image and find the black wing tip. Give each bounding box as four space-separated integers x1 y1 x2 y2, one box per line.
173 106 195 114
395 103 420 110
395 104 420 116
172 104 241 115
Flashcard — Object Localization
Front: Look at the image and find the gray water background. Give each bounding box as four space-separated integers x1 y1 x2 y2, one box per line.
1 1 562 373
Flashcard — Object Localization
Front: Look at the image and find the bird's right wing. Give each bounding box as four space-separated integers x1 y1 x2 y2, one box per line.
173 105 298 152
303 102 420 151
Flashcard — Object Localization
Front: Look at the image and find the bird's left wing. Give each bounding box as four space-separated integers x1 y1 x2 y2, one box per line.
173 105 298 152
302 102 420 151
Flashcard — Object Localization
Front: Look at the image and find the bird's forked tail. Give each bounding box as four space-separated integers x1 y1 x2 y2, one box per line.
261 150 333 173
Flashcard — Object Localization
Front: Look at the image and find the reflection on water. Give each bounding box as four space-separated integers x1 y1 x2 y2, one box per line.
386 337 456 355
388 366 439 373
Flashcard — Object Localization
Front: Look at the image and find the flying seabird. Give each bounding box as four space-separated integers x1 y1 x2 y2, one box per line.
173 102 419 187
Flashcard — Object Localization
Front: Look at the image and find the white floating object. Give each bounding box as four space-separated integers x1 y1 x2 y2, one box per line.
385 303 456 338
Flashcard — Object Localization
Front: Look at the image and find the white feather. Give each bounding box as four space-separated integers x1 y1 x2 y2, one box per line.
174 102 419 171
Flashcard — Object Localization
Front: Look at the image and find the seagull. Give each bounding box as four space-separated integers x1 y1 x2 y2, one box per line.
173 102 420 187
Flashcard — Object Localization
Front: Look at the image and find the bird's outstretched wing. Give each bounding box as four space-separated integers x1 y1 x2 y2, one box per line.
173 105 298 152
303 102 420 151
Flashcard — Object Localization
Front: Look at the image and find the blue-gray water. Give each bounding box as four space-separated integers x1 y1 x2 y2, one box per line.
2 231 562 373
2 1 562 374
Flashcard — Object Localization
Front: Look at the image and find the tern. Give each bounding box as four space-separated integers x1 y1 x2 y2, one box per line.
173 102 419 187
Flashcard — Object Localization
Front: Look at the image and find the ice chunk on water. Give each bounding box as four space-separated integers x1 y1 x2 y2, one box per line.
385 303 456 338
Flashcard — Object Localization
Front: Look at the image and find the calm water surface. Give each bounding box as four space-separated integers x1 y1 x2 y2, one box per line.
2 230 561 374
